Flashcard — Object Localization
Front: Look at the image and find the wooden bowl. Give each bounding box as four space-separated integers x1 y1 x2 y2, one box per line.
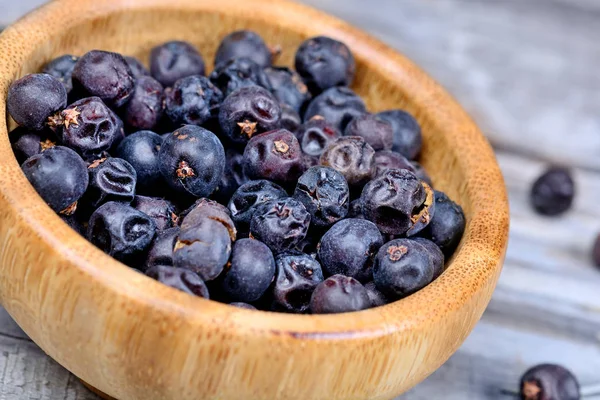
0 0 509 399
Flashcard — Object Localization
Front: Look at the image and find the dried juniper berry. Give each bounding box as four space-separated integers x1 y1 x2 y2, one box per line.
419 190 465 258
413 237 445 280
81 157 137 211
304 87 366 132
146 265 209 299
220 238 276 303
280 103 302 133
376 109 422 160
273 253 324 313
218 86 281 145
364 281 387 307
72 50 135 108
227 179 288 231
158 125 225 197
293 166 349 227
7 73 67 130
295 36 355 94
373 238 434 300
150 41 205 87
123 76 164 131
519 364 580 400
249 198 311 254
320 136 375 187
230 302 256 310
348 199 364 219
165 75 223 126
114 130 163 193
59 97 123 158
124 56 150 79
87 201 156 262
317 218 383 281
215 30 273 68
21 146 88 214
264 66 311 113
530 167 575 216
173 217 231 281
209 57 271 97
180 198 236 240
298 116 340 158
10 127 56 164
43 55 79 93
212 150 248 205
373 150 415 178
411 161 433 187
344 114 393 151
310 274 370 314
132 196 178 231
243 129 305 184
145 227 180 270
361 169 435 236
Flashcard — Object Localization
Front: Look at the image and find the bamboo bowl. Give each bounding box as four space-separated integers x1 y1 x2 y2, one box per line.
0 0 509 399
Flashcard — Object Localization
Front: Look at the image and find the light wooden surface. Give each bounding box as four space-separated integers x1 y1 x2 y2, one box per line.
0 0 597 399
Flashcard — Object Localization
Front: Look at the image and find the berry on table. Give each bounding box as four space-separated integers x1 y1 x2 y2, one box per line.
146 265 209 299
519 364 580 400
215 30 273 68
530 167 575 216
150 41 205 87
304 86 366 132
310 274 370 314
272 253 324 313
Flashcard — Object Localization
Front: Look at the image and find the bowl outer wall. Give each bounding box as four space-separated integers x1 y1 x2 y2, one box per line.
0 0 509 399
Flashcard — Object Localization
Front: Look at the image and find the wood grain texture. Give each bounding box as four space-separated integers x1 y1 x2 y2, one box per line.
0 0 508 399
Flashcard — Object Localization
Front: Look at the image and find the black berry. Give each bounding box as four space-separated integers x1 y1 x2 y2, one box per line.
114 130 163 193
81 157 137 211
373 150 415 178
264 66 311 112
519 364 580 400
124 56 150 79
209 57 271 97
297 116 340 158
146 227 180 270
227 179 288 230
123 76 164 131
304 87 366 132
132 196 178 231
150 41 205 87
180 198 236 241
10 127 56 164
530 167 575 216
376 109 422 160
280 103 302 133
146 265 209 299
273 253 324 313
364 281 387 307
320 136 375 187
43 55 79 93
310 274 370 314
344 114 393 151
165 75 223 126
419 190 465 258
412 237 445 280
215 30 273 68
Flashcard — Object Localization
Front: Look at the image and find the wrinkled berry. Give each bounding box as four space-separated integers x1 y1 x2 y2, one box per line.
344 114 393 151
230 302 256 310
264 66 311 112
218 86 281 145
243 129 304 183
150 41 205 87
320 136 374 187
376 109 422 160
72 50 135 108
304 87 366 132
82 157 137 211
250 198 311 253
530 167 575 216
132 196 178 231
411 161 433 187
294 166 349 227
373 150 415 178
158 125 225 197
215 30 273 68
145 227 180 270
373 238 434 300
209 57 271 97
123 76 164 131
10 127 56 164
8 73 67 130
519 364 580 400
273 253 324 313
124 56 150 79
228 179 288 230
413 237 445 279
317 218 383 281
87 201 156 261
364 281 387 307
43 55 79 93
165 75 223 126
419 190 465 258
146 265 209 299
21 146 88 213
295 36 355 94
114 130 163 193
310 274 369 314
361 169 434 236
298 116 340 157
280 103 302 133
180 198 236 240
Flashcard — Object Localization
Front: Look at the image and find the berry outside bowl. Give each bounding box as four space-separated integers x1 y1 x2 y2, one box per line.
0 0 509 399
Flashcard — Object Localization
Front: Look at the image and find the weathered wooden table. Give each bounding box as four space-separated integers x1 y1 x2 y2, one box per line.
1 0 599 398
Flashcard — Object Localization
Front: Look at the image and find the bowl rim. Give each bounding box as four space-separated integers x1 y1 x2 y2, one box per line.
0 0 509 339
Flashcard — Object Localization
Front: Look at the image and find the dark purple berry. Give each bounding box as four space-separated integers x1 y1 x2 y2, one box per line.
72 50 135 108
10 127 56 164
361 169 434 236
150 41 205 87
373 239 434 300
293 166 349 227
220 238 276 302
87 201 156 261
158 125 225 197
7 73 67 130
249 198 311 254
264 66 311 112
218 86 281 145
348 199 364 219
146 265 209 299
124 56 150 79
304 87 366 132
411 161 433 187
295 36 355 94
123 76 164 131
530 167 575 216
273 253 324 313
298 116 340 157
364 281 387 307
227 179 288 230
132 196 178 231
212 150 248 205
209 57 271 97
310 274 370 314
373 150 415 178
21 146 88 213
519 364 580 400
280 103 302 133
344 114 393 151
412 237 445 280
43 55 79 93
376 110 422 160
320 136 374 187
180 198 236 240
317 218 383 281
82 157 137 210
230 302 256 310
146 227 180 270
114 130 163 193
243 129 305 183
215 30 273 68
165 75 223 126
419 190 465 258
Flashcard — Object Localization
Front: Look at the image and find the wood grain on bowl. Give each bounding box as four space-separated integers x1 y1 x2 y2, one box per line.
0 0 508 399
